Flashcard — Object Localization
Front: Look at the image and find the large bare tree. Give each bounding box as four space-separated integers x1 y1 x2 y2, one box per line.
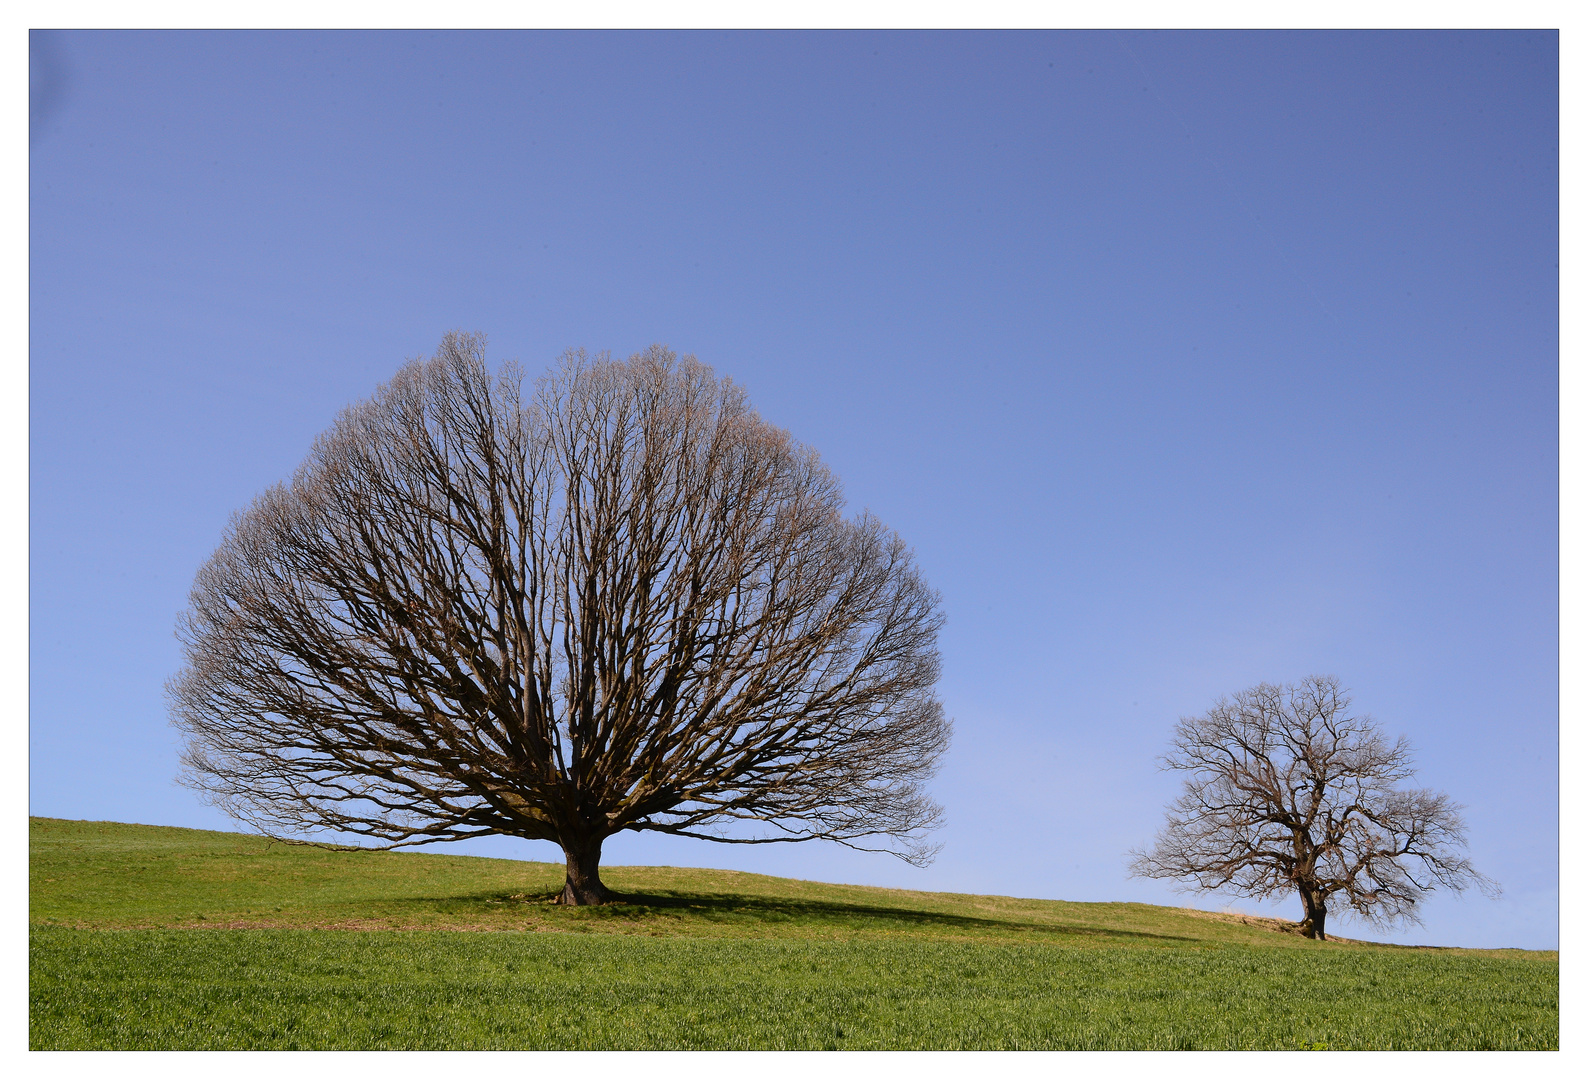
1129 676 1495 940
171 333 950 904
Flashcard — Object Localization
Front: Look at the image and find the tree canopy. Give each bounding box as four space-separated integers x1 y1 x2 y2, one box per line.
171 334 950 903
1130 676 1494 940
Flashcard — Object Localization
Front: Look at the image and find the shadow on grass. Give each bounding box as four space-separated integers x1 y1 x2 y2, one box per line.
488 888 1207 944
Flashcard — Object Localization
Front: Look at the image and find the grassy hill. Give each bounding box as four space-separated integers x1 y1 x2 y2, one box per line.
31 816 1331 944
29 817 1558 1050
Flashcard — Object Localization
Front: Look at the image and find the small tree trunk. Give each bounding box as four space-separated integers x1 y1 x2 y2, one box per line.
1297 884 1328 941
558 836 612 906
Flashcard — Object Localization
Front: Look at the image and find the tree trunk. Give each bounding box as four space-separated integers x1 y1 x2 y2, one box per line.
1296 883 1328 941
558 836 612 905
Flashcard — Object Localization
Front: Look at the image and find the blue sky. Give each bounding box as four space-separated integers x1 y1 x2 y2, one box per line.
29 30 1558 948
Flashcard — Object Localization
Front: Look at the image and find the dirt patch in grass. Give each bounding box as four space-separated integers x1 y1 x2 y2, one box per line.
1173 907 1372 943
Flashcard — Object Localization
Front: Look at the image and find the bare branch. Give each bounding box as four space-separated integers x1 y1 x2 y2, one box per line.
1128 676 1495 939
170 334 951 903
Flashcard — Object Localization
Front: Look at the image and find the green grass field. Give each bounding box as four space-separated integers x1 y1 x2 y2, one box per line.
29 817 1558 1050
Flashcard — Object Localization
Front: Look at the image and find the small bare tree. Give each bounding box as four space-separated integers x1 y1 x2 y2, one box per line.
1129 676 1495 940
171 333 950 904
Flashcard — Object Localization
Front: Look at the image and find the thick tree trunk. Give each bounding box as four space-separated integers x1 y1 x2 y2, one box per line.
558 837 612 905
1296 883 1328 941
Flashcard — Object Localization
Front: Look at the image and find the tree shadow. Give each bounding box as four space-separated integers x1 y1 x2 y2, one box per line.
526 889 1207 944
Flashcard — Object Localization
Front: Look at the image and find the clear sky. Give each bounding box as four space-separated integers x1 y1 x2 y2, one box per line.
29 30 1558 948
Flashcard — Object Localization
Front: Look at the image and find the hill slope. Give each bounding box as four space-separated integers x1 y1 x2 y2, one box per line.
34 816 1343 945
30 817 1558 1050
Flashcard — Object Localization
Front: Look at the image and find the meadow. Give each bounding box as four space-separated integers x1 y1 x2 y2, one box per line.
29 817 1558 1050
